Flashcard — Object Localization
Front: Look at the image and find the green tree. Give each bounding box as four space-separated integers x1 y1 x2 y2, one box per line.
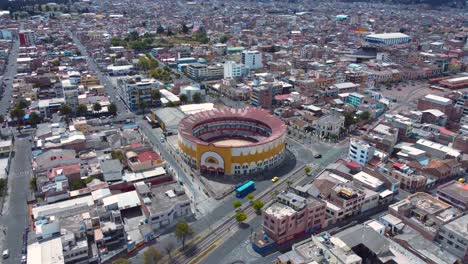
143 246 162 264
247 193 254 201
304 166 312 175
179 94 188 104
286 181 293 187
139 57 150 71
17 99 30 109
360 111 371 121
0 115 5 124
156 25 165 34
235 212 248 224
10 107 25 121
192 92 202 103
108 103 118 115
344 111 358 128
219 35 229 43
93 102 102 112
70 179 85 190
252 200 264 213
149 59 158 69
0 178 7 197
175 221 193 249
113 259 130 264
233 200 242 209
29 177 37 192
76 104 88 117
138 101 147 114
111 150 125 162
151 90 161 101
28 112 42 127
129 30 140 41
84 177 96 184
59 104 72 117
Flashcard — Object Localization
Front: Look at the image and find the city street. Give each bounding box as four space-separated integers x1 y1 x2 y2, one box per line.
0 37 20 117
0 135 33 264
67 30 128 114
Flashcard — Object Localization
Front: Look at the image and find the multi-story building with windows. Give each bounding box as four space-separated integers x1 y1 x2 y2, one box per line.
223 60 243 79
348 138 375 166
262 191 326 244
364 33 412 45
241 50 263 70
437 180 468 211
117 77 160 112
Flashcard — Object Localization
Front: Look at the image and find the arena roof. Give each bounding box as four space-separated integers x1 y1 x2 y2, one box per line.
178 107 286 148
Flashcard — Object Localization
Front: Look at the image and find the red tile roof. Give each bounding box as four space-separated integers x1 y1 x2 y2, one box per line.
138 150 160 162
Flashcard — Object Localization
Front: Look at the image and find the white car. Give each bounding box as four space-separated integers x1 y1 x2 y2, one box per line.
2 249 9 259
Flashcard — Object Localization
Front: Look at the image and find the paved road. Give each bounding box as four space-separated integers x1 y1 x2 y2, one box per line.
0 38 20 117
67 30 128 114
0 135 33 264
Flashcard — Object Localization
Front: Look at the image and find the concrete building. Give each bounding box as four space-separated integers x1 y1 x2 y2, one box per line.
348 138 375 166
117 77 160 112
438 214 468 262
223 60 243 79
437 180 468 211
19 30 35 46
61 79 79 109
314 114 345 140
185 63 224 81
241 50 263 70
250 86 273 109
365 33 412 45
262 191 326 244
414 139 461 159
417 94 455 119
137 182 192 229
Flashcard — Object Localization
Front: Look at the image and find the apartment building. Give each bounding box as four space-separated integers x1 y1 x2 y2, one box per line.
185 63 224 81
250 86 273 109
348 138 375 166
438 214 468 262
117 77 160 112
262 191 327 244
223 60 243 79
241 50 263 70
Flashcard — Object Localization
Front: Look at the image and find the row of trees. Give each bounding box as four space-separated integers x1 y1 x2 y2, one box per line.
232 193 265 226
59 102 118 119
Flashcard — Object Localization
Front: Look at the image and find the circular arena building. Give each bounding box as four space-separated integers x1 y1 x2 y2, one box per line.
178 107 287 175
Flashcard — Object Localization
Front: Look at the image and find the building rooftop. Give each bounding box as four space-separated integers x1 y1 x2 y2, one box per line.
27 237 64 264
443 214 468 238
366 32 411 39
437 180 468 204
145 182 190 215
102 190 141 210
424 94 451 105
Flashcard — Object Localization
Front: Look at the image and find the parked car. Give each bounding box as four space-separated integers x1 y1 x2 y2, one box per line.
314 154 322 159
271 176 279 183
2 249 9 259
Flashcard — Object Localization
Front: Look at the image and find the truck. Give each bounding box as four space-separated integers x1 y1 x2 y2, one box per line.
235 181 256 198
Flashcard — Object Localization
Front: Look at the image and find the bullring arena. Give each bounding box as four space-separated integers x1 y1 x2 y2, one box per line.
178 107 287 175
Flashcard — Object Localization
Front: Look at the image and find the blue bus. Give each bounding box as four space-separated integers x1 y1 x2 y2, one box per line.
235 181 255 198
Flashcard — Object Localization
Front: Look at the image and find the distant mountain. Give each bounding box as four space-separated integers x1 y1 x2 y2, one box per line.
341 0 465 7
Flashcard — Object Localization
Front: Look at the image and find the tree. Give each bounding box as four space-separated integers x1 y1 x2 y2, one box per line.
28 112 41 127
111 150 125 162
59 104 72 117
156 25 165 34
138 57 150 71
179 94 188 104
164 242 175 260
286 181 293 187
181 23 189 34
70 179 85 190
30 177 37 192
0 115 4 124
113 259 130 264
192 92 202 103
0 178 7 197
17 99 30 109
143 247 162 264
219 35 229 43
129 30 139 41
360 111 371 121
93 102 102 112
175 221 193 249
247 193 254 201
235 211 248 224
84 176 97 184
344 111 358 128
10 106 25 121
138 101 147 114
252 200 264 213
108 103 118 115
151 90 161 101
304 166 312 175
233 200 242 209
76 104 88 117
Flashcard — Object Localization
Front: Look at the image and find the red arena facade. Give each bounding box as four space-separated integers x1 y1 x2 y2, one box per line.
178 107 287 175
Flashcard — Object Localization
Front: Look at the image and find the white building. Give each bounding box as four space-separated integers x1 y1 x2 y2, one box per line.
61 79 79 109
241 50 263 70
348 138 375 166
223 60 243 79
365 33 412 45
180 85 201 102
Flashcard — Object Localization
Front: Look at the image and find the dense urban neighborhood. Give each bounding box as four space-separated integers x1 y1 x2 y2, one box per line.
0 0 467 264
